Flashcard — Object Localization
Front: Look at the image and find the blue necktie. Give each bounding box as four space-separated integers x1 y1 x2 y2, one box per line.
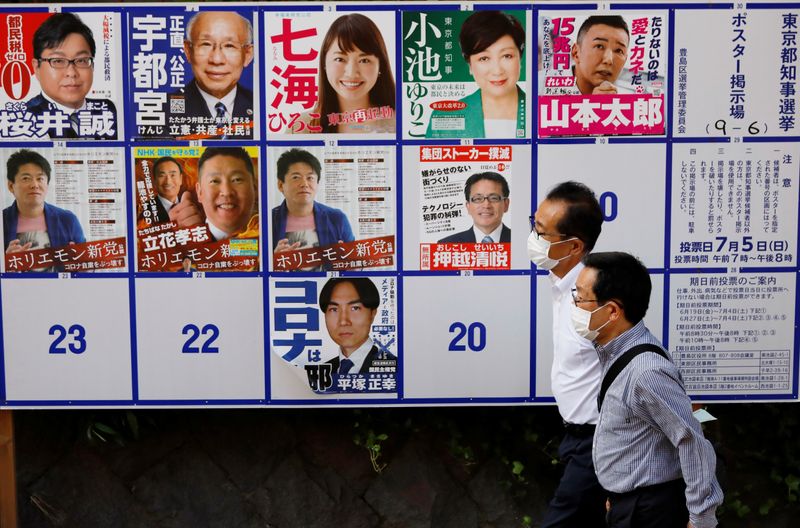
339 358 354 375
481 235 493 243
214 102 228 138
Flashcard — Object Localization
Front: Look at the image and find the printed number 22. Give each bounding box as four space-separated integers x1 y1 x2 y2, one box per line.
49 324 87 354
182 324 220 353
448 322 486 352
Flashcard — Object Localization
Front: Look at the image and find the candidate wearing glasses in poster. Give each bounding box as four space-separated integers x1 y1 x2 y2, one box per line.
571 15 630 95
271 148 354 270
426 11 526 139
3 149 84 272
296 13 396 134
25 12 118 139
319 278 396 377
438 172 511 244
171 11 254 139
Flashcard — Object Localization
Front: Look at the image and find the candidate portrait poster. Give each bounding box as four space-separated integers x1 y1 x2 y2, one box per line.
1 147 127 273
402 10 529 140
0 11 123 140
133 145 260 272
538 10 668 137
128 7 258 140
265 10 396 139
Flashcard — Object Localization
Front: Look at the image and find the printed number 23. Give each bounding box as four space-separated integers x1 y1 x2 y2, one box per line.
49 324 87 354
182 324 220 353
448 322 486 352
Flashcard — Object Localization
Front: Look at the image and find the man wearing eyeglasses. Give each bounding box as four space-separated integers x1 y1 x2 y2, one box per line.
25 13 118 139
438 172 511 244
530 181 607 528
170 11 255 139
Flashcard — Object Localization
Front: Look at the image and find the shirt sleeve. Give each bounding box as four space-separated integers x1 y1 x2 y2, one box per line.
630 366 724 528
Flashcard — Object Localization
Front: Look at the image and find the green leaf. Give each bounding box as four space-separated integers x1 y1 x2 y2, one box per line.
511 461 524 475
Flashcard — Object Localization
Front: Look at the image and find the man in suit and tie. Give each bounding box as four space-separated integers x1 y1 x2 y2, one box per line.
25 13 118 140
438 171 511 244
169 11 254 139
140 156 203 228
319 277 396 376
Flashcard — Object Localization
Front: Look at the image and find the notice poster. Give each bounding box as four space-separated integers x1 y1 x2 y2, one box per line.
674 8 800 138
670 272 795 396
133 146 260 272
128 7 258 140
269 276 398 396
418 145 514 271
670 143 798 268
538 11 668 137
1 147 127 272
401 10 529 139
268 145 395 272
265 10 396 138
0 11 123 140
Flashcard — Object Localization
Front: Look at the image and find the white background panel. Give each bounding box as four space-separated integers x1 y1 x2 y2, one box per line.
2 278 132 400
674 9 799 138
135 278 264 400
403 275 530 399
537 143 667 268
402 145 533 270
535 273 665 398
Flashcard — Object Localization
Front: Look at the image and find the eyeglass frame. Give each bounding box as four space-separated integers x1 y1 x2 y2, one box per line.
528 216 571 238
571 287 599 305
36 56 95 69
468 193 508 204
188 40 252 57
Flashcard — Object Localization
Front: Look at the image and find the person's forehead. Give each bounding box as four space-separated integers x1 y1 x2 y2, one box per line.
156 161 181 174
200 155 251 176
17 163 46 176
44 33 92 55
584 24 629 46
330 281 361 302
469 178 503 195
575 266 597 291
534 198 567 226
191 13 246 40
287 161 317 176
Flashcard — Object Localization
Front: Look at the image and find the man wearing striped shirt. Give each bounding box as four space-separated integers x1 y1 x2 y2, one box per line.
573 252 722 528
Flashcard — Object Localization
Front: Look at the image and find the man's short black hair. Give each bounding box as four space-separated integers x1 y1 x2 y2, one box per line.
545 181 603 252
197 147 254 179
460 11 525 61
33 12 96 59
153 156 185 177
276 148 321 183
7 149 51 184
582 251 650 324
463 172 510 201
576 15 630 43
319 278 380 311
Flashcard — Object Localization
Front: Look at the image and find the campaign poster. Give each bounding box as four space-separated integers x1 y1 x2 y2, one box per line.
401 10 529 140
538 11 668 137
128 7 258 140
1 147 127 273
0 11 123 140
402 145 531 271
269 276 398 397
268 145 395 272
133 146 260 272
674 9 800 138
265 10 396 138
670 143 798 268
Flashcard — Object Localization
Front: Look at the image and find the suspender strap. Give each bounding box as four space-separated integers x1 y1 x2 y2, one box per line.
597 343 670 411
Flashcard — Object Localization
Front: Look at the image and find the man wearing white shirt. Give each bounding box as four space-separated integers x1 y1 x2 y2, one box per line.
438 172 511 244
528 181 605 527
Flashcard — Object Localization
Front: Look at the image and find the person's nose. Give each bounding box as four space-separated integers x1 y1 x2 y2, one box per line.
209 44 226 64
344 58 358 76
601 47 613 65
339 309 351 326
489 58 503 75
218 179 233 196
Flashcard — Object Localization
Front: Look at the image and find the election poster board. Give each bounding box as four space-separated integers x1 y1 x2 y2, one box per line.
0 1 798 409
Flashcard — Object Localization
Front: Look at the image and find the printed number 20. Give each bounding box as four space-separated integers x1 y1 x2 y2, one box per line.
49 324 87 354
448 322 486 352
182 324 220 353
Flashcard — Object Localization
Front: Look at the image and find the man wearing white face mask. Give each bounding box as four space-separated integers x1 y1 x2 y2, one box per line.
574 252 722 528
529 181 605 527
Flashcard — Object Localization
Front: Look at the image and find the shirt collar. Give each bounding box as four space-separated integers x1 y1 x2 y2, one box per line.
594 319 648 363
472 223 504 243
340 337 374 372
41 91 86 113
197 84 237 119
157 194 177 212
549 260 584 293
207 220 229 241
